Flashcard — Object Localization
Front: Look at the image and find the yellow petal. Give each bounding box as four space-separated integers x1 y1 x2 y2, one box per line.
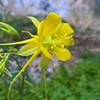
52 47 72 61
38 21 44 37
38 12 61 39
18 42 38 56
28 16 40 28
56 23 74 46
41 47 52 60
64 23 74 35
57 23 74 37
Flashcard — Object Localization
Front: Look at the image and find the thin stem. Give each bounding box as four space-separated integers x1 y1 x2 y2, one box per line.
7 51 39 100
22 31 35 37
0 52 17 55
42 68 48 100
20 72 25 100
4 68 12 77
14 57 25 100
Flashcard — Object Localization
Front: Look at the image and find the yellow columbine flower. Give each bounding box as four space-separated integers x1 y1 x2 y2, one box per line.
0 12 74 99
0 12 74 61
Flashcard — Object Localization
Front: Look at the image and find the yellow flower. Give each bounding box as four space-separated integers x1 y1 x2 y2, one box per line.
0 12 74 61
0 13 74 99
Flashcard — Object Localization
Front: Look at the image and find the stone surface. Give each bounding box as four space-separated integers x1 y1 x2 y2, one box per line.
0 0 70 17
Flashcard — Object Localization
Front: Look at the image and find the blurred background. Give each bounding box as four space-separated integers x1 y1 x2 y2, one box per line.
0 0 100 100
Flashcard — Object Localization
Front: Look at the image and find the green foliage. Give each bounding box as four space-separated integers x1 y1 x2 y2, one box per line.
0 17 37 42
0 51 100 100
0 22 19 37
9 17 37 35
0 54 9 76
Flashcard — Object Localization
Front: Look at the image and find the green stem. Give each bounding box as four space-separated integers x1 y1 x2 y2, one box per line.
7 51 39 100
42 67 48 100
13 56 25 100
20 72 25 100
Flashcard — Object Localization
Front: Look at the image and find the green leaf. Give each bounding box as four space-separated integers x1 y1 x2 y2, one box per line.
0 54 9 76
28 16 39 28
18 43 38 56
0 22 19 37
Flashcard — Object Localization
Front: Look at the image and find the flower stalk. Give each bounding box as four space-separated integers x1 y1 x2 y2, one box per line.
7 51 39 100
41 55 50 100
42 66 48 100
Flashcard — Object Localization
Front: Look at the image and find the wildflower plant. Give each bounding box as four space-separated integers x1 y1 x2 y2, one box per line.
0 12 74 100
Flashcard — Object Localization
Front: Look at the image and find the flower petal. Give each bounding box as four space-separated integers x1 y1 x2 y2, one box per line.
56 23 74 46
57 23 74 37
52 47 72 61
18 42 38 56
38 12 61 39
41 47 52 60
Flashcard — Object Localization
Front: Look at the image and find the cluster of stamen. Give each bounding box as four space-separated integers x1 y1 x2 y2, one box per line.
41 32 71 50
